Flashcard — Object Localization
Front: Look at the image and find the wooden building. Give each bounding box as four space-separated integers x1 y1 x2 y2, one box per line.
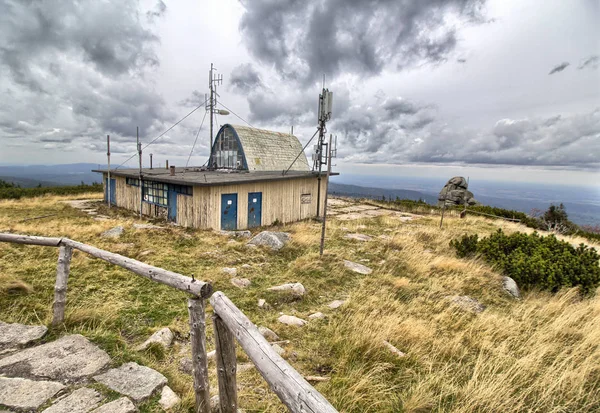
94 124 336 230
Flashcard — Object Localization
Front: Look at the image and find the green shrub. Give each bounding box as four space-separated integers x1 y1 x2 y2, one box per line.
451 229 600 294
0 183 103 200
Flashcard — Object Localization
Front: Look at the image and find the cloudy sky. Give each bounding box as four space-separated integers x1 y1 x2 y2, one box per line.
0 0 598 186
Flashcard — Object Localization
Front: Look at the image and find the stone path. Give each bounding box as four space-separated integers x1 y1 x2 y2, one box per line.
0 322 176 412
327 197 416 222
63 200 110 221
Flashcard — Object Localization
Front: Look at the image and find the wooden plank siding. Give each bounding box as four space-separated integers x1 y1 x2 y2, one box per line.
103 174 326 230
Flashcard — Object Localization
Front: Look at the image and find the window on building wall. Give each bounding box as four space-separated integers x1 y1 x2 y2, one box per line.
171 184 193 196
142 181 168 206
126 178 140 186
213 127 244 169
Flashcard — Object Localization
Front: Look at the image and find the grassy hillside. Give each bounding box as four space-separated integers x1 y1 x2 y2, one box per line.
0 194 598 412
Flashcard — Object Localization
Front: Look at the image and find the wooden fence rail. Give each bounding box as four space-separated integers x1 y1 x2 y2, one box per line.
0 232 339 413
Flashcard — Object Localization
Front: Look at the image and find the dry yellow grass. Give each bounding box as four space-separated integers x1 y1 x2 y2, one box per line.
0 194 598 412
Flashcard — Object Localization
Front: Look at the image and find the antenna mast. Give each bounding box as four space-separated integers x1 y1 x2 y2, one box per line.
313 87 333 217
206 63 223 166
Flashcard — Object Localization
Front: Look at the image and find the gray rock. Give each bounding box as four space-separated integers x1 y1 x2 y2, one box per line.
179 358 193 375
0 334 111 383
247 231 291 251
231 278 251 288
101 226 124 238
258 326 280 341
447 295 486 313
308 312 325 320
91 397 137 413
136 327 174 351
222 267 237 276
502 276 521 299
277 315 307 327
437 176 479 207
267 282 305 296
328 300 345 309
0 377 65 410
94 362 167 402
271 344 285 356
220 230 252 238
42 387 103 413
257 299 270 309
159 386 180 410
0 321 47 351
344 233 372 242
343 260 373 275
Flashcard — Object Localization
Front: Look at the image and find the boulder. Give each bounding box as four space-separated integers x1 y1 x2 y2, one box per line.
277 315 307 327
502 276 521 299
0 321 47 351
101 226 124 238
91 397 137 413
136 327 174 351
267 282 305 296
437 177 479 207
247 232 291 251
42 387 103 413
0 377 65 410
343 260 373 275
328 300 345 309
93 362 167 402
159 386 180 410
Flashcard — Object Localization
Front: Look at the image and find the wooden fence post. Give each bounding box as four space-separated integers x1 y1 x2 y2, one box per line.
188 297 211 413
213 314 237 413
52 245 73 326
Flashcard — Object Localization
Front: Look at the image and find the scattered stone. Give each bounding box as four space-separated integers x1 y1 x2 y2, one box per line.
94 362 167 402
133 223 163 230
304 376 331 382
247 231 291 251
87 211 98 216
343 260 373 275
271 344 285 356
359 258 370 262
91 397 137 413
267 282 305 296
447 295 486 313
179 358 193 375
231 278 251 288
438 176 479 207
222 267 237 276
378 235 392 240
308 312 325 320
0 334 111 383
241 263 252 268
383 340 406 358
502 276 521 299
42 387 103 413
159 386 180 410
257 299 271 309
220 230 252 238
207 350 216 360
101 226 124 238
328 300 345 309
258 326 280 342
137 249 154 258
344 233 372 242
0 321 47 351
136 327 174 351
0 377 65 410
277 315 307 327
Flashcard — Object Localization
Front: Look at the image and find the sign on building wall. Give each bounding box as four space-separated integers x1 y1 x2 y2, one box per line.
301 193 312 204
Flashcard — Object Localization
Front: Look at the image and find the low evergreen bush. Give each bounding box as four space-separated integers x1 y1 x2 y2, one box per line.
451 229 600 294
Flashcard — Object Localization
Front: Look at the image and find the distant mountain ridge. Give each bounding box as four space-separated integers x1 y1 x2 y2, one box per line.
0 163 104 186
329 182 438 204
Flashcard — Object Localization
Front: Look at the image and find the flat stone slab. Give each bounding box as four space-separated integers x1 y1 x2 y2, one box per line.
101 226 124 238
0 334 111 383
94 362 167 402
0 321 47 351
344 233 373 241
42 387 103 413
0 376 65 410
343 260 373 275
91 397 137 413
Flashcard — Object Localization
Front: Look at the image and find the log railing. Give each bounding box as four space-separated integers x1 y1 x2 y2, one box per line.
0 232 338 413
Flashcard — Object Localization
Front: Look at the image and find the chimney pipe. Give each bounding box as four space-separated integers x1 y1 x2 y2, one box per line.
170 165 175 176
166 159 169 169
150 154 153 169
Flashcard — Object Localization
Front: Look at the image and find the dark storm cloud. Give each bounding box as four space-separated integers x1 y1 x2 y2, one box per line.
548 62 570 75
337 106 600 169
578 55 599 70
239 0 487 82
229 64 263 93
0 0 171 154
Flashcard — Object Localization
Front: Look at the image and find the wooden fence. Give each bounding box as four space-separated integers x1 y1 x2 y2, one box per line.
0 232 338 413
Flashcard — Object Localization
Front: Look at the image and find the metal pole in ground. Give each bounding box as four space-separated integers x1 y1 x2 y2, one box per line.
137 127 143 219
107 135 111 209
320 134 333 256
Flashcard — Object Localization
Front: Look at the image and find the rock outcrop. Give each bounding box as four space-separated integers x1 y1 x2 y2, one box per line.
438 176 479 207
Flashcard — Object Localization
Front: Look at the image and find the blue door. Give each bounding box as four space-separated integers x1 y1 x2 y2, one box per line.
221 193 238 230
105 178 116 205
168 189 177 222
247 192 262 228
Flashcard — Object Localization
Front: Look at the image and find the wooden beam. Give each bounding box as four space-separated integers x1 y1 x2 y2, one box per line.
52 245 73 326
213 314 237 413
62 239 212 298
210 291 338 413
0 233 62 247
188 298 211 413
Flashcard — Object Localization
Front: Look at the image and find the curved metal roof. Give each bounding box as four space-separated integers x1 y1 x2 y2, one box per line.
214 124 310 172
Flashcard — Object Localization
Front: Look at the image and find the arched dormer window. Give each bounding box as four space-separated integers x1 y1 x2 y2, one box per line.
210 125 246 170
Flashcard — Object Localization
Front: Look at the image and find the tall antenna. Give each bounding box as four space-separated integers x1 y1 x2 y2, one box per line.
106 135 111 209
137 126 142 219
319 133 336 256
314 87 333 217
206 63 223 162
